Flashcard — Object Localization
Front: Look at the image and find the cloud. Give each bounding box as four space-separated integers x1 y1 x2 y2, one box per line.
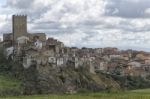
0 0 150 51
145 8 150 15
105 0 150 18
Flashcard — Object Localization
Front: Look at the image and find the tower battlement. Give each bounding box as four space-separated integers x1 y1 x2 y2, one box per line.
13 15 27 17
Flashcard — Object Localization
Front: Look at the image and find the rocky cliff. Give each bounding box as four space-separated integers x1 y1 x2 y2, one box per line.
21 63 121 95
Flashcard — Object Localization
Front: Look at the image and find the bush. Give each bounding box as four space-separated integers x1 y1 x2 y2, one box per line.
0 48 11 73
0 89 21 96
77 88 92 93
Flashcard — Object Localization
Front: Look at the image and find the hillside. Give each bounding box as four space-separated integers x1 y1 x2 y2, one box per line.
0 47 150 95
0 74 21 96
0 47 121 95
21 64 121 94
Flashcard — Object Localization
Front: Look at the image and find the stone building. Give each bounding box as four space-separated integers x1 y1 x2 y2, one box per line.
2 15 85 70
12 15 27 41
3 15 46 48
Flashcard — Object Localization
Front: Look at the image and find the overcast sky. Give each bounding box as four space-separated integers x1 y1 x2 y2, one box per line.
0 0 150 51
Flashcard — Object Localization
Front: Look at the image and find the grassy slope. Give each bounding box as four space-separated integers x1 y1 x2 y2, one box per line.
0 71 149 99
0 74 20 90
1 89 150 99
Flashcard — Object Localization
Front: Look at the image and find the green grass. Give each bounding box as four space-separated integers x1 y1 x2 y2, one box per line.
0 74 20 90
0 89 150 99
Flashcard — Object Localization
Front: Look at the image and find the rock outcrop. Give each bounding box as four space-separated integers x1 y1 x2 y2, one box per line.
22 63 121 95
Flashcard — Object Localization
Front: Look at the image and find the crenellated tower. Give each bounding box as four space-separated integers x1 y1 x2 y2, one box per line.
12 15 27 41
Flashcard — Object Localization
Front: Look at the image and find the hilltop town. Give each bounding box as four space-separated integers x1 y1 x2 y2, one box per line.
0 15 150 94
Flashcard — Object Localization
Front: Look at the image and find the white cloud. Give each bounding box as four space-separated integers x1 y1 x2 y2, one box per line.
48 30 88 47
1 0 150 51
145 8 150 14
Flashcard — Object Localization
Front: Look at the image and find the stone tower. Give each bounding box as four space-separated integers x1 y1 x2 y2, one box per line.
12 15 27 41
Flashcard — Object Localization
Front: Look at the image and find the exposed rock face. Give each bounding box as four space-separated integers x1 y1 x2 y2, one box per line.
22 63 121 95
